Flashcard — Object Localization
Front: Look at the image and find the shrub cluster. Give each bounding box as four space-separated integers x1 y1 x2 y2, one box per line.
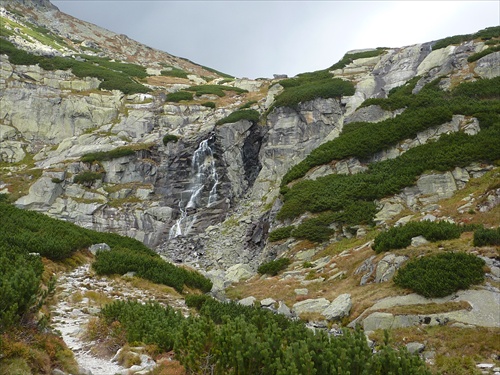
165 91 194 102
268 226 294 242
216 109 260 125
73 171 103 185
283 76 499 186
101 301 183 351
276 76 500 237
432 26 500 50
467 44 500 63
329 48 386 71
0 202 155 261
372 221 473 253
162 134 179 145
394 252 485 297
80 147 136 163
98 297 431 374
0 244 43 331
201 101 216 109
92 247 212 293
272 77 355 110
473 227 500 246
257 258 291 276
184 84 247 97
0 40 150 94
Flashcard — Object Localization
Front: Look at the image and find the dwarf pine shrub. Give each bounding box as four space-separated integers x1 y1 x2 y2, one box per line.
473 227 500 246
162 134 179 145
165 91 193 102
257 258 291 276
394 252 485 297
216 109 260 125
99 297 431 374
372 221 467 253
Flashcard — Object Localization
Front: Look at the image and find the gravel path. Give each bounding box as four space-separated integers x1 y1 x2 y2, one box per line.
51 264 125 375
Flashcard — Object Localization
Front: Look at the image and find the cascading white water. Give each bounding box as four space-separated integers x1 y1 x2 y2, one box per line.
169 138 219 238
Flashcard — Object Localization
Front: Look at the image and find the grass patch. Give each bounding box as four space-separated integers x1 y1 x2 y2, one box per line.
369 326 500 375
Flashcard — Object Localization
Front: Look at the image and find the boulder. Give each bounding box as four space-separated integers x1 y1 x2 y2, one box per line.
406 342 425 354
474 52 500 79
238 296 256 307
89 243 111 255
260 298 276 308
411 235 429 247
225 263 254 283
375 253 408 283
15 176 63 210
322 294 352 321
277 301 294 318
292 298 330 316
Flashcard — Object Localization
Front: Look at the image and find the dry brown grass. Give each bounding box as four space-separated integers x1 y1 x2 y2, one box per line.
374 301 472 315
369 325 500 374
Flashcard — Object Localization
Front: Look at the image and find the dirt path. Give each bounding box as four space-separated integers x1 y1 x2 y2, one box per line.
51 263 189 375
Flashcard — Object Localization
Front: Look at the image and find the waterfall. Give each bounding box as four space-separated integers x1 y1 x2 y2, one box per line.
169 137 219 238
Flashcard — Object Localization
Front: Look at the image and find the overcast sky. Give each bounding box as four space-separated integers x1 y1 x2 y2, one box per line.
51 1 500 79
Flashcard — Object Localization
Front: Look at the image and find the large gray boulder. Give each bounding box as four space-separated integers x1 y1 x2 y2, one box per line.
225 263 254 283
15 176 63 210
322 294 352 321
292 298 331 316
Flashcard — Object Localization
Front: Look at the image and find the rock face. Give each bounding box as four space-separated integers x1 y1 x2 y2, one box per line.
2 2 499 273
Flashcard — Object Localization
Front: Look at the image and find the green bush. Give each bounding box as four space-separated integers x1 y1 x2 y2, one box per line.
432 26 500 50
162 134 179 145
201 101 216 109
239 100 258 109
73 171 103 185
92 247 212 293
268 226 294 242
257 258 291 276
216 109 260 125
394 252 485 297
473 227 500 246
276 76 500 231
100 298 431 375
0 245 43 331
185 84 247 97
165 91 193 102
80 147 136 163
184 294 211 310
272 78 355 110
467 45 500 62
373 221 468 253
100 300 183 351
0 40 150 94
329 48 386 71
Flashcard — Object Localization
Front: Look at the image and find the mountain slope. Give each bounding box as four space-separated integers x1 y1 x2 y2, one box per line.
0 1 499 373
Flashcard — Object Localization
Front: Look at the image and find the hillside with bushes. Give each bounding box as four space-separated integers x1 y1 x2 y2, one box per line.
0 0 499 373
